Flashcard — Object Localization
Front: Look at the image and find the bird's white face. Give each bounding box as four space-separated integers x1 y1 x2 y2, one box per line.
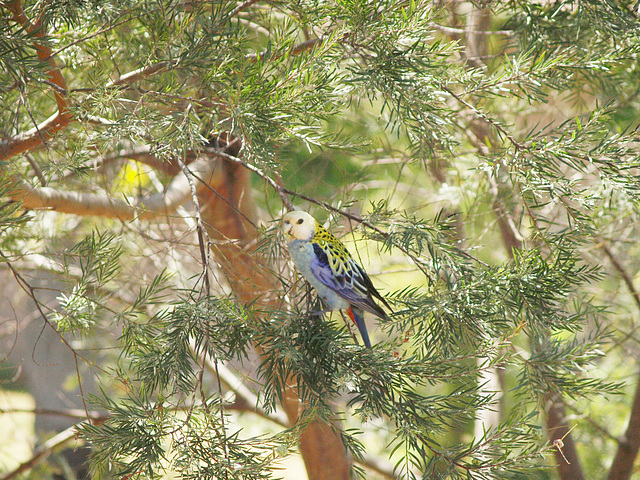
281 211 316 241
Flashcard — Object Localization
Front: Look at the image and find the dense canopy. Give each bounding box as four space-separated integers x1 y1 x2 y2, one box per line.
1 1 640 479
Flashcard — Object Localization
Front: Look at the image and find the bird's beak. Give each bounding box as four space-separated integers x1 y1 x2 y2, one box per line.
282 222 292 237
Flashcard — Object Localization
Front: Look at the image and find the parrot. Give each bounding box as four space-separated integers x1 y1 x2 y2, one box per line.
281 210 391 347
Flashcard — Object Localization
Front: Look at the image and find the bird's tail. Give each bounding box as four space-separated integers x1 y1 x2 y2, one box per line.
346 306 371 348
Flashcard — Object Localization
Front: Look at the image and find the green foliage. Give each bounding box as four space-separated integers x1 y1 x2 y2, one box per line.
2 0 640 479
52 231 123 333
0 180 32 251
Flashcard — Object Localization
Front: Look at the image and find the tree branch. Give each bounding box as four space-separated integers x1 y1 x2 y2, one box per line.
0 112 72 162
101 146 181 175
246 37 325 62
209 148 487 283
4 0 69 115
106 60 178 88
5 155 215 220
0 407 106 421
205 147 295 211
602 243 640 312
202 355 290 427
228 0 262 19
0 60 178 162
433 23 514 36
46 15 138 61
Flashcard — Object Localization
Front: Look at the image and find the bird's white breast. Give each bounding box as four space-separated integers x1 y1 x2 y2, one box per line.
287 239 349 311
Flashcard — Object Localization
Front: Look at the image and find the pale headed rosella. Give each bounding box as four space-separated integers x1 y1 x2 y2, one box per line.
281 211 391 347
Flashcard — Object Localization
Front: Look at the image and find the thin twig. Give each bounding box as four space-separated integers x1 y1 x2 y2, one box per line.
176 154 211 421
205 147 295 211
45 15 138 61
0 250 109 376
246 37 325 62
441 85 525 151
602 243 640 312
74 353 92 423
106 60 179 88
207 148 489 273
228 0 261 19
177 155 211 296
0 407 106 420
17 83 52 153
38 79 67 95
24 153 47 186
433 24 514 36
176 129 229 472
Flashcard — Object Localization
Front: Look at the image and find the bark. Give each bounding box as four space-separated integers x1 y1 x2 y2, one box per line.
546 395 585 480
281 394 350 480
1 0 72 161
0 113 73 162
607 374 640 480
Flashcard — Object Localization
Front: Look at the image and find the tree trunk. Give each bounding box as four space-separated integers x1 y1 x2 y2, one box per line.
545 394 585 480
606 372 640 480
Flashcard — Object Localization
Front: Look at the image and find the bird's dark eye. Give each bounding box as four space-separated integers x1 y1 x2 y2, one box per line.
297 218 304 224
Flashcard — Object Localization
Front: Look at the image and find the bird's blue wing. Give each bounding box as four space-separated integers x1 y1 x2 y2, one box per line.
310 242 388 320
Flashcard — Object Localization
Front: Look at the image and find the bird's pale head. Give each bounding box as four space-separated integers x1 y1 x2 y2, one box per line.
282 211 316 241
